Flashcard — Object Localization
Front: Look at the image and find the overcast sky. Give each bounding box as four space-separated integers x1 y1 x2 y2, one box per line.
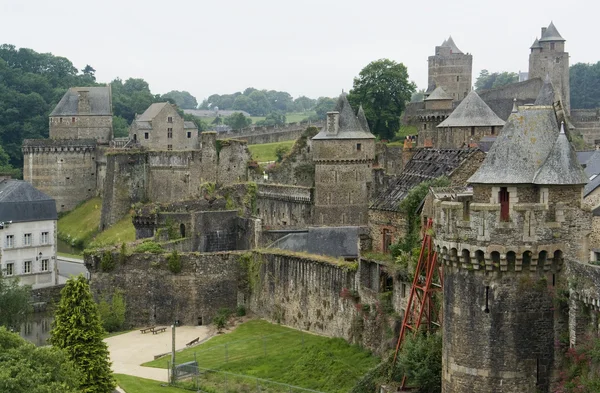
1 0 598 102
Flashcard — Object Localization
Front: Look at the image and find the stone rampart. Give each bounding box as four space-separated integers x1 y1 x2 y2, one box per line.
257 184 314 229
217 122 324 145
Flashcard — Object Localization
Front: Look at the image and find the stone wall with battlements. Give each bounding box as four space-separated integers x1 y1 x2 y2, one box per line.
256 184 313 229
217 122 324 145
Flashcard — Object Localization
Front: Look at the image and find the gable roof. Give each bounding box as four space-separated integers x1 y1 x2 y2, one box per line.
184 121 197 130
468 104 574 184
0 180 57 223
539 22 565 42
50 87 111 116
313 94 375 140
137 103 169 122
530 38 542 49
533 124 588 185
425 86 453 101
370 148 479 211
437 90 505 128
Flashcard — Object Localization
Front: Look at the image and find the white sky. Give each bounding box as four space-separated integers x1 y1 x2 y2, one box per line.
1 0 598 102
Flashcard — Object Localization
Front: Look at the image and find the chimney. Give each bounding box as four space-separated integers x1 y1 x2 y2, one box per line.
326 111 340 135
78 90 90 114
541 27 547 37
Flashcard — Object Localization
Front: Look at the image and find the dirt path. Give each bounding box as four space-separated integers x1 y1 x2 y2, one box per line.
105 325 211 382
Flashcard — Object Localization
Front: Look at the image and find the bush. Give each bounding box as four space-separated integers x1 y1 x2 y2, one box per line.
119 242 128 264
213 308 232 332
98 290 127 333
236 305 246 317
134 240 163 253
392 332 442 393
168 250 182 274
100 251 115 272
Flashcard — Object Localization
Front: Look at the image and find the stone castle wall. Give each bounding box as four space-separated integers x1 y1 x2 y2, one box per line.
49 115 113 144
256 184 313 229
217 121 324 145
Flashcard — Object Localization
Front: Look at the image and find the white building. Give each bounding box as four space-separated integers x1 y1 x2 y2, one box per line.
0 179 58 288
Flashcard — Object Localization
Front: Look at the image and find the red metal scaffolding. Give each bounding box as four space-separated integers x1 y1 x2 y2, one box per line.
391 217 443 389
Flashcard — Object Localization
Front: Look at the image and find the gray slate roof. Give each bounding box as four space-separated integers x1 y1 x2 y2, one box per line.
468 105 573 184
268 227 359 258
357 105 370 133
425 87 453 101
50 87 112 116
371 148 479 211
533 125 588 185
534 75 555 106
530 38 542 49
437 90 505 128
0 180 57 223
443 36 463 54
313 94 375 140
184 121 197 129
540 22 565 42
137 103 169 121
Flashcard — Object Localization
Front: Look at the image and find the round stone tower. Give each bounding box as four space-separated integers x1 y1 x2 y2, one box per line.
432 90 591 392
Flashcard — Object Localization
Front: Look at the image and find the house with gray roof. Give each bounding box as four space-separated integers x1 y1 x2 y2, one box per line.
129 103 199 151
0 180 58 289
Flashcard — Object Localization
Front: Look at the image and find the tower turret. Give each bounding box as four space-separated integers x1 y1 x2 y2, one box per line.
428 36 473 101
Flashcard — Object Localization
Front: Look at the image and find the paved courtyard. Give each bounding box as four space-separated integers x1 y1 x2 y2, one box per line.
105 325 211 382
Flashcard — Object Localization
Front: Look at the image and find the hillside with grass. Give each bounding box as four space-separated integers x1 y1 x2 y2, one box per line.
248 140 295 162
57 198 135 254
144 320 378 393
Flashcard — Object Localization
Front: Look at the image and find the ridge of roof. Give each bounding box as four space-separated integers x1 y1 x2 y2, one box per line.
137 102 169 122
425 86 453 101
443 36 463 54
312 94 375 140
437 90 505 128
539 21 565 42
530 38 542 49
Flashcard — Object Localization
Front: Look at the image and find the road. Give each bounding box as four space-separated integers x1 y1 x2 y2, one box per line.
57 256 89 283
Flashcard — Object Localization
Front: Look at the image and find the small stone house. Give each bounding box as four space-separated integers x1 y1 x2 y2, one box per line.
368 148 485 253
129 103 198 150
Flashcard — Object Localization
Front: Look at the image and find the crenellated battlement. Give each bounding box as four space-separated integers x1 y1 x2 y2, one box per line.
22 138 97 154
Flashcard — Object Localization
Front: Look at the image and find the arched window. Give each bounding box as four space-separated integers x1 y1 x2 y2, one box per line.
180 223 186 238
491 251 500 267
507 251 516 270
538 251 548 270
462 249 471 265
475 250 485 266
450 248 458 264
523 251 532 270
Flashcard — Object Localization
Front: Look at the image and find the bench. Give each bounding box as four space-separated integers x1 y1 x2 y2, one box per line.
140 326 155 334
186 337 200 347
152 327 167 334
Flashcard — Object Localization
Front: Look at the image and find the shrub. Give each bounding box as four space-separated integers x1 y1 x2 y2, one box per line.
119 242 128 264
100 251 115 272
98 289 127 333
134 240 163 254
168 250 182 274
236 305 246 317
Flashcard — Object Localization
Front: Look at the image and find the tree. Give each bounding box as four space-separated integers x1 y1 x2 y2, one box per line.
411 89 426 103
275 145 290 162
571 62 600 109
474 70 518 91
294 96 316 112
255 111 286 127
212 115 223 125
224 112 252 130
50 275 116 393
0 326 82 393
347 59 416 140
161 90 198 109
392 332 442 393
0 275 32 330
97 289 127 333
313 97 336 119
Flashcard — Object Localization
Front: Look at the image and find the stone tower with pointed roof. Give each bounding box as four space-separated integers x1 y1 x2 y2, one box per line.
432 84 591 392
427 36 473 102
529 22 570 113
312 94 375 226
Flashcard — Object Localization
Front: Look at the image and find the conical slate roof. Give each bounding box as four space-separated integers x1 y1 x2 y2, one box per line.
424 86 453 101
443 36 463 54
357 105 370 133
530 38 542 49
468 106 560 184
437 91 505 128
534 75 555 106
533 124 588 185
313 94 375 140
539 22 565 42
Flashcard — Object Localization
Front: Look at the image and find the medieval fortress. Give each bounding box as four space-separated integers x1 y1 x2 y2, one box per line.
22 22 600 392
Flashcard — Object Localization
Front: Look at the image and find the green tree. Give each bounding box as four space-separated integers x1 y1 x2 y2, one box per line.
474 70 518 91
347 59 416 140
224 112 252 130
392 332 442 393
275 145 290 162
98 289 127 333
294 96 316 112
411 89 426 103
571 62 600 109
256 111 286 127
112 115 129 138
313 97 336 119
50 275 116 393
160 90 198 109
212 115 223 125
0 326 82 393
0 275 32 330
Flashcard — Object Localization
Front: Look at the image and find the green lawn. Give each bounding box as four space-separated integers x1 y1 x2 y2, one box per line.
89 214 135 248
115 374 183 393
248 140 295 162
143 320 378 393
57 197 102 248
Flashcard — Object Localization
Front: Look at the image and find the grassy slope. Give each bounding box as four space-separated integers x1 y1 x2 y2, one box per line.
248 140 295 162
143 320 378 393
89 214 135 248
57 197 102 247
115 374 182 393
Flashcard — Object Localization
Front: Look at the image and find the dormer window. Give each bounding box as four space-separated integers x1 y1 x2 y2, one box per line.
167 117 173 123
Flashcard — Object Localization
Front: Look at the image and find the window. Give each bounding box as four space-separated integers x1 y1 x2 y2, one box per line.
41 232 49 244
133 134 137 141
59 117 63 123
23 233 32 246
423 123 427 130
550 42 555 50
167 128 173 139
71 117 75 123
471 127 475 136
167 116 173 123
23 261 31 274
383 229 392 254
356 143 362 151
457 76 460 82
144 132 149 139
499 187 510 221
6 235 14 248
187 132 191 138
5 263 13 276
491 126 495 135
167 144 173 151
41 259 49 272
